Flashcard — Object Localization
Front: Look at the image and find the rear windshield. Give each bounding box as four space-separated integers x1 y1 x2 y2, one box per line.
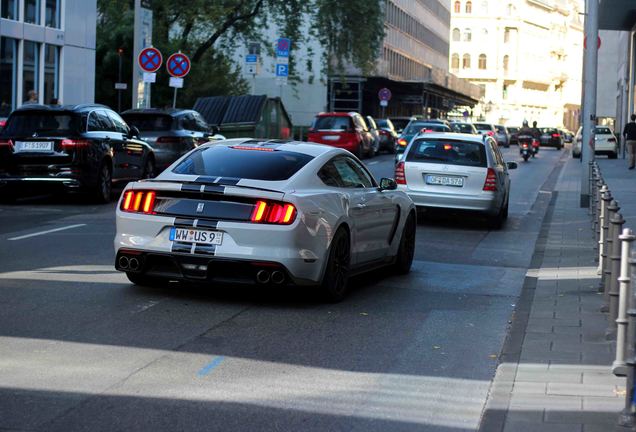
1 111 81 137
311 116 353 131
375 119 394 130
473 123 492 131
404 123 449 135
595 127 612 135
451 123 474 134
406 139 487 168
172 145 314 181
122 114 173 132
495 126 506 133
389 118 411 131
508 127 519 133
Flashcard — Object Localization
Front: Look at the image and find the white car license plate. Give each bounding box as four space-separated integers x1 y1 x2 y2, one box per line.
15 141 54 152
170 227 223 245
425 175 464 187
322 135 339 141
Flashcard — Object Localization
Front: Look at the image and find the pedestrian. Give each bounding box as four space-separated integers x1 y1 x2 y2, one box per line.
24 90 38 104
623 114 636 169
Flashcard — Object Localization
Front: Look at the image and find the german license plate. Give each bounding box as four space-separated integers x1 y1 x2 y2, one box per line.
15 141 54 152
425 175 464 187
170 227 223 245
322 135 339 141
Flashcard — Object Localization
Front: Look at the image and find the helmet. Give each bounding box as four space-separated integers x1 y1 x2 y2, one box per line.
522 120 529 127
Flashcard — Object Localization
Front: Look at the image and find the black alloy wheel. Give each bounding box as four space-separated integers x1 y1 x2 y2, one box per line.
321 228 351 303
393 213 416 275
93 163 112 203
142 157 155 179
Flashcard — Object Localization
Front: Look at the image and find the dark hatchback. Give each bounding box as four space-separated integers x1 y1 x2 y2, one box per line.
0 104 155 202
121 109 219 171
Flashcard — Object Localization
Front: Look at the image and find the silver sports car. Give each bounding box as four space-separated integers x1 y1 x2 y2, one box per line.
114 139 416 301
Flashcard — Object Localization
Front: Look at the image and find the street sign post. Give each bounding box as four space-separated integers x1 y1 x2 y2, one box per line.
378 88 392 117
166 52 191 108
136 46 161 109
133 0 154 109
275 37 291 88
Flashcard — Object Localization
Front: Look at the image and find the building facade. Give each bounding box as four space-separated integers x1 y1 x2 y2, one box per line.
0 0 96 117
240 0 480 128
450 0 583 130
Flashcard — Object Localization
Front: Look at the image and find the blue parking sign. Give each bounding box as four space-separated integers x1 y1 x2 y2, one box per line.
276 38 291 57
276 64 289 77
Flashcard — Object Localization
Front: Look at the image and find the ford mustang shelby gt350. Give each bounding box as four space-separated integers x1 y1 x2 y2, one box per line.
114 139 416 301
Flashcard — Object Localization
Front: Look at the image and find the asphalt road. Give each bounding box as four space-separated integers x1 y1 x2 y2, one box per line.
0 145 566 431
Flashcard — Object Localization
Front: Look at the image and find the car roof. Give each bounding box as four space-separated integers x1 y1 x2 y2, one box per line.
315 112 357 118
197 138 347 158
12 103 110 113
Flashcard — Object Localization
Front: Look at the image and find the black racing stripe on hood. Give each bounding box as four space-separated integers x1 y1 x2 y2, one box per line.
181 184 202 193
217 177 241 186
194 176 241 186
203 185 225 194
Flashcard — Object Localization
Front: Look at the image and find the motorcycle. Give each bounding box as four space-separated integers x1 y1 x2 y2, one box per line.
518 135 533 162
531 138 540 157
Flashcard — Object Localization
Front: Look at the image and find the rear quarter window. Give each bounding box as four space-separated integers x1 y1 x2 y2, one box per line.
172 145 314 181
406 139 487 168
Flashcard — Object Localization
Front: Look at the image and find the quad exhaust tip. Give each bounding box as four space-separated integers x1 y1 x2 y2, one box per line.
256 270 271 284
129 258 140 271
271 271 285 285
118 256 130 269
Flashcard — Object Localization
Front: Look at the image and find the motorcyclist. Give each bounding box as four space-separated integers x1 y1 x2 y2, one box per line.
518 120 533 137
531 121 541 140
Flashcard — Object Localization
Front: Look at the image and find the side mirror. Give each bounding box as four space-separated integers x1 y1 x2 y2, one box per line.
507 161 518 170
380 178 398 190
129 126 140 139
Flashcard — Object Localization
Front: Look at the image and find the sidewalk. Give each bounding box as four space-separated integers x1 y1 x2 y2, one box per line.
480 152 626 432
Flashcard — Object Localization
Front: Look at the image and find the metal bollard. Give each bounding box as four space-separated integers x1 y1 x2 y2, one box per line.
614 228 635 376
618 254 636 427
599 196 615 299
597 186 610 271
595 181 606 243
607 213 626 340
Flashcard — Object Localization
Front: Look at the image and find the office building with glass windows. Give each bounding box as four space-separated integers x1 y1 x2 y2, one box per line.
0 0 96 117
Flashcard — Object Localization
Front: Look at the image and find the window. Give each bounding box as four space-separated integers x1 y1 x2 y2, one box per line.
107 111 130 134
502 84 508 99
507 3 515 15
24 0 40 24
454 1 461 13
478 54 487 69
87 112 103 132
406 139 487 168
97 110 115 131
482 28 488 37
462 54 471 69
465 1 472 13
481 1 488 13
463 28 472 42
23 41 40 104
45 0 60 28
121 114 173 131
44 45 59 104
3 112 82 136
452 28 461 42
503 55 510 71
451 54 460 69
311 115 353 131
1 0 17 19
504 28 511 43
0 37 17 116
319 157 373 188
173 145 314 181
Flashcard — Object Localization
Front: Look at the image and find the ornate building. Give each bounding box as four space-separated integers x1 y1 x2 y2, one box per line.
449 0 583 130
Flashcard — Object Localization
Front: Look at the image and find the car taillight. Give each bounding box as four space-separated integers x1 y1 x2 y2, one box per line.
0 139 13 149
61 139 90 148
395 161 406 185
483 168 497 192
121 190 156 214
522 143 529 148
552 133 559 138
250 200 296 225
397 138 407 147
487 131 495 136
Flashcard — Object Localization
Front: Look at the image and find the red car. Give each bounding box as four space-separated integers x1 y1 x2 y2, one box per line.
307 112 374 158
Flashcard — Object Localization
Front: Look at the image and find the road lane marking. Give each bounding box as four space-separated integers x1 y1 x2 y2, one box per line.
368 161 379 165
197 356 225 377
8 224 87 241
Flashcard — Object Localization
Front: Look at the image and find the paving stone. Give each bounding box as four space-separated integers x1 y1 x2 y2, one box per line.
547 383 618 398
544 410 621 425
504 420 582 432
512 381 548 394
582 396 625 411
515 370 582 383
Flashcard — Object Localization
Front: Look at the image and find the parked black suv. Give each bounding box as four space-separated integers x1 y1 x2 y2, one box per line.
121 108 221 170
0 104 155 202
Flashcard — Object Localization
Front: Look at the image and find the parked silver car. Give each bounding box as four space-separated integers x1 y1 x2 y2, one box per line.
395 133 517 228
495 125 510 147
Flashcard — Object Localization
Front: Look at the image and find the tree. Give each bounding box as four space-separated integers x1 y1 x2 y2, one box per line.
95 0 385 110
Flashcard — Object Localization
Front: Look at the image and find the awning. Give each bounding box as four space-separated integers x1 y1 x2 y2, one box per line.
599 1 636 30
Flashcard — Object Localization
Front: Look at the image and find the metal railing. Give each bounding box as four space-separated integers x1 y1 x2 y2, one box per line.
589 161 636 427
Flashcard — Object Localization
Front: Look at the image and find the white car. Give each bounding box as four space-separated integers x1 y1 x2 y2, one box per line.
114 139 416 302
395 133 517 228
573 126 618 158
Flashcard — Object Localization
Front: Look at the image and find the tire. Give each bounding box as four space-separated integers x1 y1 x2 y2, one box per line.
523 154 530 162
488 205 506 230
610 152 618 159
356 143 364 160
142 157 155 179
320 228 351 303
393 213 416 275
572 152 580 159
92 162 112 203
126 272 164 287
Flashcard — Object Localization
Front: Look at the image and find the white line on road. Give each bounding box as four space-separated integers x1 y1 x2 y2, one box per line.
8 224 87 241
368 161 379 165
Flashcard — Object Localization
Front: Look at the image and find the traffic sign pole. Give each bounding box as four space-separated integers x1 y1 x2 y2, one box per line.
166 52 191 109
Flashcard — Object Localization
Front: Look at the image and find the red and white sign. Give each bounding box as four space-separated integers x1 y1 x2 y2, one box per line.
167 53 191 78
378 88 392 101
138 47 163 73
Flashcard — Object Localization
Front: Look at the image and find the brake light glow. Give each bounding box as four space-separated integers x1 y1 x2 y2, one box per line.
250 200 297 225
121 190 156 214
443 144 453 151
397 138 407 147
483 168 497 192
552 133 560 138
487 131 495 136
61 139 90 148
395 161 406 185
0 139 13 149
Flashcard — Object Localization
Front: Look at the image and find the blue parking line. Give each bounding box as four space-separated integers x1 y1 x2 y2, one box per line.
197 356 225 377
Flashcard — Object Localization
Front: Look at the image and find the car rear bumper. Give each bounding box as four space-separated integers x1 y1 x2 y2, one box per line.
114 213 329 285
0 176 82 189
401 188 501 214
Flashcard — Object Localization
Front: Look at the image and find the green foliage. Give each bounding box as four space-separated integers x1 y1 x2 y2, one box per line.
95 0 385 110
